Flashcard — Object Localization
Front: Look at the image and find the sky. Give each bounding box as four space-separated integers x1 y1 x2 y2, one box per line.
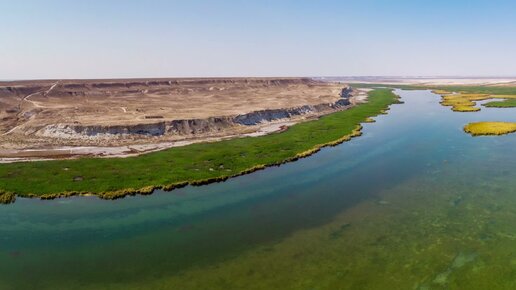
1 0 516 79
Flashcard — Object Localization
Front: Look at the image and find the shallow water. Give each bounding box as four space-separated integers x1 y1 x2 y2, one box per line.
0 90 515 290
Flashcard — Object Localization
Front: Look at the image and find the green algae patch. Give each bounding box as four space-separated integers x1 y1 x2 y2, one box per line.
133 163 516 290
464 122 516 136
0 89 401 202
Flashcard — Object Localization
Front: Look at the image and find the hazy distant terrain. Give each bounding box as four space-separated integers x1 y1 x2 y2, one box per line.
319 76 516 86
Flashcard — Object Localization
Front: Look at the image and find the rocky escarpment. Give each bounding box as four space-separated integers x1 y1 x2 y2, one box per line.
38 87 353 140
234 86 352 126
234 100 349 125
40 117 236 139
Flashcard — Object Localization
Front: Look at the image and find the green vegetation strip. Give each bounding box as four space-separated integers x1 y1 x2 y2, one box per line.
483 99 516 108
0 89 400 203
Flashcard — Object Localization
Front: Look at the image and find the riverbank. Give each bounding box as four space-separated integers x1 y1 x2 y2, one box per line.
0 89 401 203
484 98 516 108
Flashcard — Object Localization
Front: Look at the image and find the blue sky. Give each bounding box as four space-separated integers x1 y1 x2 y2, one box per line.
1 0 515 79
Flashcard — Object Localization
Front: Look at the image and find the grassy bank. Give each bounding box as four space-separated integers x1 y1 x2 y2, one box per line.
484 98 516 108
0 89 400 203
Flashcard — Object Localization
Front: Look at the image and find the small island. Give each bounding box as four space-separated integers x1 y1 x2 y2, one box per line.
464 122 516 136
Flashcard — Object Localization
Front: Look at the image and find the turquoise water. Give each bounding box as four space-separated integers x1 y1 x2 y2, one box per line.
0 90 515 289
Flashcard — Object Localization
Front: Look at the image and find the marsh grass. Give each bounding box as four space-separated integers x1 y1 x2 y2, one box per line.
464 122 516 136
439 93 491 112
0 191 15 204
0 89 400 201
436 92 516 112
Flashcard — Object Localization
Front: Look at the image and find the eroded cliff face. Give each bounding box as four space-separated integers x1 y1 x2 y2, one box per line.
39 118 235 139
37 90 352 140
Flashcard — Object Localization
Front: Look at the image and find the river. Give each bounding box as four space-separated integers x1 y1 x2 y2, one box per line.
0 90 515 289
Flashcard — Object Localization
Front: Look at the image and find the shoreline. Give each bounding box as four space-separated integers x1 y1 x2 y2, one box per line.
0 89 400 204
0 124 367 205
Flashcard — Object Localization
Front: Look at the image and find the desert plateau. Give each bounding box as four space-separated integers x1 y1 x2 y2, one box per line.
0 78 361 160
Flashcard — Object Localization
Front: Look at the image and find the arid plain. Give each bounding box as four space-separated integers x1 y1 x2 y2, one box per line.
0 78 362 160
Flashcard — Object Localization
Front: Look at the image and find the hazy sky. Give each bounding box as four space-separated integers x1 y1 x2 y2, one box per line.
1 0 516 79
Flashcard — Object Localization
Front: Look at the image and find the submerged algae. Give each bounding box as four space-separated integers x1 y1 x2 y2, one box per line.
137 162 516 290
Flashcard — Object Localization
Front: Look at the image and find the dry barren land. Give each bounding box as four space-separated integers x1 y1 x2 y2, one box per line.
0 78 354 160
324 76 516 86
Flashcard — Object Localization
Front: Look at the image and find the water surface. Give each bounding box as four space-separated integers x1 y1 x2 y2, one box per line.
0 90 515 289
